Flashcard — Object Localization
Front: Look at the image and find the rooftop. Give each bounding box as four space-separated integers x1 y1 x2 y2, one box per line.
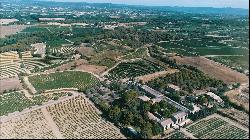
160 118 174 127
172 111 187 120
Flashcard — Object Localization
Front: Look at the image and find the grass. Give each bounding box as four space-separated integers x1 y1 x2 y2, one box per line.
29 71 99 92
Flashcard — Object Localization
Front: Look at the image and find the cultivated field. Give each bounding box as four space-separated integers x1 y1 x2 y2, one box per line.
0 91 70 116
0 51 48 79
0 25 31 38
218 108 249 128
0 109 56 139
186 114 249 139
46 95 125 139
173 56 249 84
28 71 99 92
0 19 18 25
45 59 88 73
225 85 249 112
109 60 165 79
50 46 79 54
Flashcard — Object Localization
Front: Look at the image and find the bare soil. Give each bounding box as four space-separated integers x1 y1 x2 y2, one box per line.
136 69 179 83
75 64 108 75
173 56 249 84
0 77 22 93
0 25 31 38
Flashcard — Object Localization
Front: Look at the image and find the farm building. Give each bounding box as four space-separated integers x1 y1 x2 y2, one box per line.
138 95 151 102
167 84 181 92
159 118 175 130
205 92 223 103
139 85 163 98
172 111 188 124
147 112 160 122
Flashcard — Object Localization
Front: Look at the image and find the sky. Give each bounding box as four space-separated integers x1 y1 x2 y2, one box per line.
53 0 249 9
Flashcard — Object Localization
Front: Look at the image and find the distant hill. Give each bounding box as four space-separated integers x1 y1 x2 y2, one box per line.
13 0 250 16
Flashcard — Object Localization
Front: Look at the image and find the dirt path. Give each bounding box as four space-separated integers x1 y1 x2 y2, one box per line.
21 89 33 99
23 76 37 94
41 108 64 139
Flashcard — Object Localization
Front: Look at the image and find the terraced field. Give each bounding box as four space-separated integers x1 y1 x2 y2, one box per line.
109 60 165 79
0 51 48 79
186 116 249 139
28 71 99 92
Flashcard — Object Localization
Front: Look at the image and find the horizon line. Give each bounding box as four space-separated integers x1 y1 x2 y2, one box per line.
37 0 249 10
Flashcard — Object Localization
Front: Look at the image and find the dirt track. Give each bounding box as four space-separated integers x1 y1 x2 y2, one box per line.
173 56 249 84
136 68 179 83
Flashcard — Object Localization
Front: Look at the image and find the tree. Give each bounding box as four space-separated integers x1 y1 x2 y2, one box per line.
151 122 163 136
140 122 153 139
141 101 151 112
121 111 134 126
108 105 121 123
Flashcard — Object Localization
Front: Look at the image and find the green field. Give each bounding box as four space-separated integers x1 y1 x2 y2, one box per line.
29 71 99 92
186 117 248 139
0 91 69 116
109 60 165 79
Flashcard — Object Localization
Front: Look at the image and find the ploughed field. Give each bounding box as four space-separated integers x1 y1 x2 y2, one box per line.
186 116 249 139
28 71 99 92
109 60 165 79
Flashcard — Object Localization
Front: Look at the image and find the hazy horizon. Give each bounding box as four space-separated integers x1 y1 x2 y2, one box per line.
49 0 249 9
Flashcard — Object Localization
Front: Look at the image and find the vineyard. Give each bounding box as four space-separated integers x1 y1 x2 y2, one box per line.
186 116 249 139
109 60 165 79
0 91 70 116
28 71 99 92
0 109 56 139
46 96 125 139
50 46 79 54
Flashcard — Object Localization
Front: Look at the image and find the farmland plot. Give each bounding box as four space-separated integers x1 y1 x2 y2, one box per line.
109 60 165 79
46 95 125 139
28 71 99 92
186 115 249 139
0 109 56 139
